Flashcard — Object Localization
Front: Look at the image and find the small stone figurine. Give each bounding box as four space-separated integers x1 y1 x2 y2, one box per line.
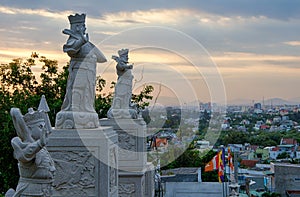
107 48 138 119
7 105 55 197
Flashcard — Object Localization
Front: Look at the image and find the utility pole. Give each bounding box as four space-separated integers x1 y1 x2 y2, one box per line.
234 151 238 183
228 151 240 197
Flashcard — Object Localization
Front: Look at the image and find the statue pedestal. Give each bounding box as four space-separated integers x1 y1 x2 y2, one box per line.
55 111 99 129
47 127 118 197
100 118 154 197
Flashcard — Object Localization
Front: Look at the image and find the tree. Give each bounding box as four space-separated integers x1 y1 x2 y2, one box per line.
198 110 210 137
276 151 290 159
220 130 249 145
262 192 281 197
160 148 219 182
131 85 154 110
0 54 153 194
0 57 41 193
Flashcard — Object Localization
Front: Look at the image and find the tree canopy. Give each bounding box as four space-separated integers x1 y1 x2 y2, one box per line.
0 54 153 194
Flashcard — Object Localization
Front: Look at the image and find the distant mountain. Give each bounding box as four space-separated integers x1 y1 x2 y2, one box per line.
150 97 300 107
264 98 299 105
227 97 300 106
288 97 300 104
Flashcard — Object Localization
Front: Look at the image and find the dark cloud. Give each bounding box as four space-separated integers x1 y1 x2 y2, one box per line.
1 0 300 20
188 0 300 20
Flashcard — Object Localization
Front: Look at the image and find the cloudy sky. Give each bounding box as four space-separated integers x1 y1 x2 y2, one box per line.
1 0 300 105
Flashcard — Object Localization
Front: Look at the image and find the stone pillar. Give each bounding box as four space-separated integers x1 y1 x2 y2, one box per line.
100 118 154 197
145 162 155 197
47 127 118 197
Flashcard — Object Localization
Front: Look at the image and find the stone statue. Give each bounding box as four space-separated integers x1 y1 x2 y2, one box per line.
55 13 107 129
8 106 55 197
107 48 138 119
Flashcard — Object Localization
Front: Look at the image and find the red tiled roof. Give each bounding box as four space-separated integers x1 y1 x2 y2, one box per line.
240 160 259 168
281 138 297 145
271 147 279 151
260 125 270 129
286 190 300 195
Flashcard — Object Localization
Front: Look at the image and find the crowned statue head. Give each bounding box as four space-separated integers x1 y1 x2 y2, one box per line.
118 48 129 62
68 13 86 34
23 108 46 141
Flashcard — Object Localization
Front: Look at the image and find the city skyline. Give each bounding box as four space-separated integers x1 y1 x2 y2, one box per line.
1 1 300 104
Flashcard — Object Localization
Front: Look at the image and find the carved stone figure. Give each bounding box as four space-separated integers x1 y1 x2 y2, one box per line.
51 151 95 196
55 13 107 129
107 49 137 119
9 107 55 197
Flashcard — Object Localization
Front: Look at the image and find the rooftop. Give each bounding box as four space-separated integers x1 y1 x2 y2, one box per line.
161 167 199 175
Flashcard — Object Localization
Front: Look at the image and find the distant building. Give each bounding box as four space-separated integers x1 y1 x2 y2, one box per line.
228 144 244 153
240 160 259 168
269 147 280 159
280 138 297 146
161 168 225 197
280 109 289 116
254 103 262 110
269 138 299 159
256 147 269 160
273 116 281 123
196 140 211 149
254 108 263 114
199 102 212 112
271 163 300 197
297 147 300 159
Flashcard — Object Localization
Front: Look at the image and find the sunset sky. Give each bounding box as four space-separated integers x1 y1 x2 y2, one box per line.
1 0 300 105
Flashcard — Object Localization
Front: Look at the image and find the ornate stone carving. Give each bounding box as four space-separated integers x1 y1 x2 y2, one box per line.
55 13 107 129
8 102 55 196
118 132 136 159
119 183 136 197
107 49 138 119
109 147 118 191
51 151 95 196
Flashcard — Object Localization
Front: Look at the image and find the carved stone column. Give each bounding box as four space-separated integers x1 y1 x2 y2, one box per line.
47 127 118 197
100 118 154 197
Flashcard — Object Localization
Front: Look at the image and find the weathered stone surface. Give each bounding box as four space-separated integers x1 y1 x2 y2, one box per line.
100 118 146 172
55 111 99 129
144 163 155 197
4 189 15 197
47 127 118 197
55 13 107 129
107 49 137 119
100 118 154 197
118 171 145 197
9 105 55 197
118 164 154 197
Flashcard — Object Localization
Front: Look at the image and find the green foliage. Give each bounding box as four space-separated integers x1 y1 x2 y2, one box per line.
162 107 181 129
262 192 281 197
198 110 210 137
131 85 153 109
0 57 41 193
94 77 154 119
95 76 113 118
0 54 153 194
161 148 219 182
276 151 290 159
214 129 299 148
